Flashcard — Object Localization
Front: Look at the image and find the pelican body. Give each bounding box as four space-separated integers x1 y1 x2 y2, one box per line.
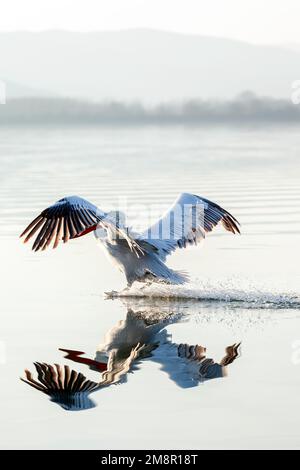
99 229 187 286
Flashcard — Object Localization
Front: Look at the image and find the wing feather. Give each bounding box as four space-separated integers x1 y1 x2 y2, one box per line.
63 217 70 243
20 195 105 251
20 215 43 238
138 192 240 261
23 217 45 243
54 217 63 249
32 218 52 251
45 218 59 249
66 214 76 239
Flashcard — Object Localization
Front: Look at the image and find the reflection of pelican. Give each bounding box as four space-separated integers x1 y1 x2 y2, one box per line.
20 193 240 289
67 300 241 387
93 303 241 388
21 300 241 410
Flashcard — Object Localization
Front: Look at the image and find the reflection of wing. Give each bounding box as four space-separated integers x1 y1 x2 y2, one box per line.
21 362 100 393
178 342 241 380
21 362 100 410
220 343 241 366
20 195 105 251
138 192 240 261
153 339 242 388
178 344 206 361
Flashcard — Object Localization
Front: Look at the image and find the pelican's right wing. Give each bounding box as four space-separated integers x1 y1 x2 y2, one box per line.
20 195 106 251
138 192 240 261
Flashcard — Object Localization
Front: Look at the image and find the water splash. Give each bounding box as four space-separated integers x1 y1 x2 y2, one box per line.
109 277 300 309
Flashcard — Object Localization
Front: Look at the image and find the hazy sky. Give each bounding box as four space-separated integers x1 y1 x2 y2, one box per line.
0 0 299 45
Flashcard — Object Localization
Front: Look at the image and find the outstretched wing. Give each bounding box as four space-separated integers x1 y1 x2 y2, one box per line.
138 192 240 261
20 195 105 251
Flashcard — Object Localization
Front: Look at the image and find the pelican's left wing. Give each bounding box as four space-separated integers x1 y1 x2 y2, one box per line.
20 195 105 251
138 192 240 261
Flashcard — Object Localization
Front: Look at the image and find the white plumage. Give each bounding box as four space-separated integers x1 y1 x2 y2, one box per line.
20 192 240 288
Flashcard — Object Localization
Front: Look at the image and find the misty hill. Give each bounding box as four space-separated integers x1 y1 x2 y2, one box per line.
0 29 299 102
1 93 300 125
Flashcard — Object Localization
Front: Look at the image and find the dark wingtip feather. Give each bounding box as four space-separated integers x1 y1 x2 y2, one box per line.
19 215 43 238
222 212 241 235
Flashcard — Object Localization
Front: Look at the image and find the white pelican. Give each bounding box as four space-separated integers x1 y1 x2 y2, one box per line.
20 192 240 288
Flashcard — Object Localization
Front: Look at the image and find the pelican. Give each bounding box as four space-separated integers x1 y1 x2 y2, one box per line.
20 192 240 290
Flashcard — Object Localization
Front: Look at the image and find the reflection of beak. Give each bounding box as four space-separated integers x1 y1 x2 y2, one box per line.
59 348 107 371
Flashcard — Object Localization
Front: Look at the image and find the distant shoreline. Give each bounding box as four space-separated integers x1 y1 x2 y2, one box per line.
1 94 300 125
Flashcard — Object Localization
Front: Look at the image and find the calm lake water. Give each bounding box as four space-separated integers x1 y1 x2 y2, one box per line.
1 125 300 449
